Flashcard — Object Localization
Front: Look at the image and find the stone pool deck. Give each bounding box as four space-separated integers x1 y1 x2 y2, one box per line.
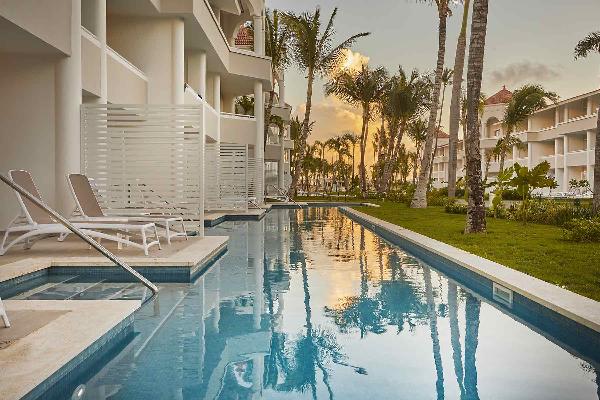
204 206 270 227
0 299 139 400
0 235 228 284
341 206 600 334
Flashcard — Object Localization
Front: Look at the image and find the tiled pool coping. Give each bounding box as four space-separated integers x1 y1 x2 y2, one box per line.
0 238 228 299
340 207 600 335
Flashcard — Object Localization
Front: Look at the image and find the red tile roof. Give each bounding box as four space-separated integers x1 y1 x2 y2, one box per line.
235 26 254 47
436 129 449 138
485 85 513 105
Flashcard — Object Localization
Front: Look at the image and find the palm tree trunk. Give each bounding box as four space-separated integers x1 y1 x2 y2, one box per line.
464 0 489 234
464 293 481 400
424 266 445 399
359 108 369 194
448 283 466 398
290 70 315 195
448 0 470 199
264 90 275 146
411 13 448 208
593 109 600 214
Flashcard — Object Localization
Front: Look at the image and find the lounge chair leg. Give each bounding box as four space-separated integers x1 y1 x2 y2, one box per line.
154 226 162 250
0 230 10 255
141 230 148 256
181 220 188 240
0 297 10 328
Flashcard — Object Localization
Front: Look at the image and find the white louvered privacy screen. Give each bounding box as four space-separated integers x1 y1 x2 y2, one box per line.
81 104 204 224
205 143 263 211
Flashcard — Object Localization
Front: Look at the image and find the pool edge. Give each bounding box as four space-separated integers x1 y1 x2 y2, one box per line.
340 206 600 335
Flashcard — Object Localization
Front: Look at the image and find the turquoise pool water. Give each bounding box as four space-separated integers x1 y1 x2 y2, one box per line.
36 208 600 399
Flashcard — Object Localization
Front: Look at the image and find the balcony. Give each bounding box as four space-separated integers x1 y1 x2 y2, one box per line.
81 27 148 103
271 103 292 122
566 150 589 167
221 112 257 145
539 155 555 169
555 113 598 136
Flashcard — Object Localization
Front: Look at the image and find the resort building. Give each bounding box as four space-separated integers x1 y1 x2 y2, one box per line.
432 86 599 193
0 0 292 232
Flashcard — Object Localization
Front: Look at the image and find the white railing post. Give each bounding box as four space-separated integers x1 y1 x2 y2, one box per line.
0 297 9 328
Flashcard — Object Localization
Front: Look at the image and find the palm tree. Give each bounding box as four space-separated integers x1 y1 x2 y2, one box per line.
264 9 290 146
429 67 454 183
379 68 432 192
313 140 327 192
325 65 388 193
283 7 369 195
342 132 360 182
408 119 428 184
410 0 454 208
499 84 558 172
326 136 350 194
447 0 471 198
464 0 489 234
574 31 600 213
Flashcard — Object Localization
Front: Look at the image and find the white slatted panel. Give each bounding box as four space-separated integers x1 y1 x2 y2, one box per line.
219 144 248 211
247 157 264 202
204 142 220 210
81 104 204 223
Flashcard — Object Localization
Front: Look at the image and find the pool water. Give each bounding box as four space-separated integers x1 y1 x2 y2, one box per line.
38 208 600 399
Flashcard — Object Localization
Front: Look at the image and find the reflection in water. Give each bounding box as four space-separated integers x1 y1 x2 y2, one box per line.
56 208 600 400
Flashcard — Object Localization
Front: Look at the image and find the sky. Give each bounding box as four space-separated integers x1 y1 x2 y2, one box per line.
266 0 600 164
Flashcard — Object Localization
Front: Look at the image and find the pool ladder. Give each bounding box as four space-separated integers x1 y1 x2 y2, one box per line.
0 174 159 298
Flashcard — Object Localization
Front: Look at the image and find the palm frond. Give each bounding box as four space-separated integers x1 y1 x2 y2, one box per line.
574 31 600 59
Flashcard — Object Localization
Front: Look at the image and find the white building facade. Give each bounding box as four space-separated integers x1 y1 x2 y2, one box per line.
432 86 599 192
0 0 292 229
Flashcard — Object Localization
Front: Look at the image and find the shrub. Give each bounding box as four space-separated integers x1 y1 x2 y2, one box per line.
509 200 593 226
445 200 468 214
563 218 600 242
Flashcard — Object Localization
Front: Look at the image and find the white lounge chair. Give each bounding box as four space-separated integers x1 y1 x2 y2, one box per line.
0 297 9 328
0 170 161 256
68 174 188 245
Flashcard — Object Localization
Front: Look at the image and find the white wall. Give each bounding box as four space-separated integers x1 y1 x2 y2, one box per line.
0 54 56 227
107 16 177 104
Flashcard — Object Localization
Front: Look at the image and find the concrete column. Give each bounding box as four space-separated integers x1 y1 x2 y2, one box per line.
172 18 185 104
527 118 532 132
213 74 221 113
563 135 570 191
187 51 206 99
277 126 286 188
554 108 560 126
254 80 264 203
55 0 82 214
587 97 594 115
527 143 533 169
90 0 107 103
253 14 264 55
213 74 221 141
564 106 569 123
587 130 594 183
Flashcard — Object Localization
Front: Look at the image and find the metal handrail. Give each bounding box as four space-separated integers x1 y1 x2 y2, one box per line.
267 185 302 209
0 174 159 295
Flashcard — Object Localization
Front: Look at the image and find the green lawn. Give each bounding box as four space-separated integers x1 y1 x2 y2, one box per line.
354 202 600 302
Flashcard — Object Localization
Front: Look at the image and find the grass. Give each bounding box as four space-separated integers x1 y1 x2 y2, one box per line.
354 202 600 302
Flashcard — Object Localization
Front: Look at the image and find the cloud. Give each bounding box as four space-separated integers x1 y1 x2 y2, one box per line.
339 49 370 73
488 61 562 87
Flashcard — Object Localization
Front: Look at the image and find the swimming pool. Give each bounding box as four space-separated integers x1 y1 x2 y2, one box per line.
29 208 600 399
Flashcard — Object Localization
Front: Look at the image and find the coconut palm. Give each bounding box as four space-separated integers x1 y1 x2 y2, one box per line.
342 132 360 181
410 0 454 208
408 119 428 184
283 7 370 195
499 84 558 172
379 68 432 191
448 0 471 198
264 10 290 146
325 65 388 193
326 136 350 194
429 67 454 183
464 0 489 234
574 31 600 213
